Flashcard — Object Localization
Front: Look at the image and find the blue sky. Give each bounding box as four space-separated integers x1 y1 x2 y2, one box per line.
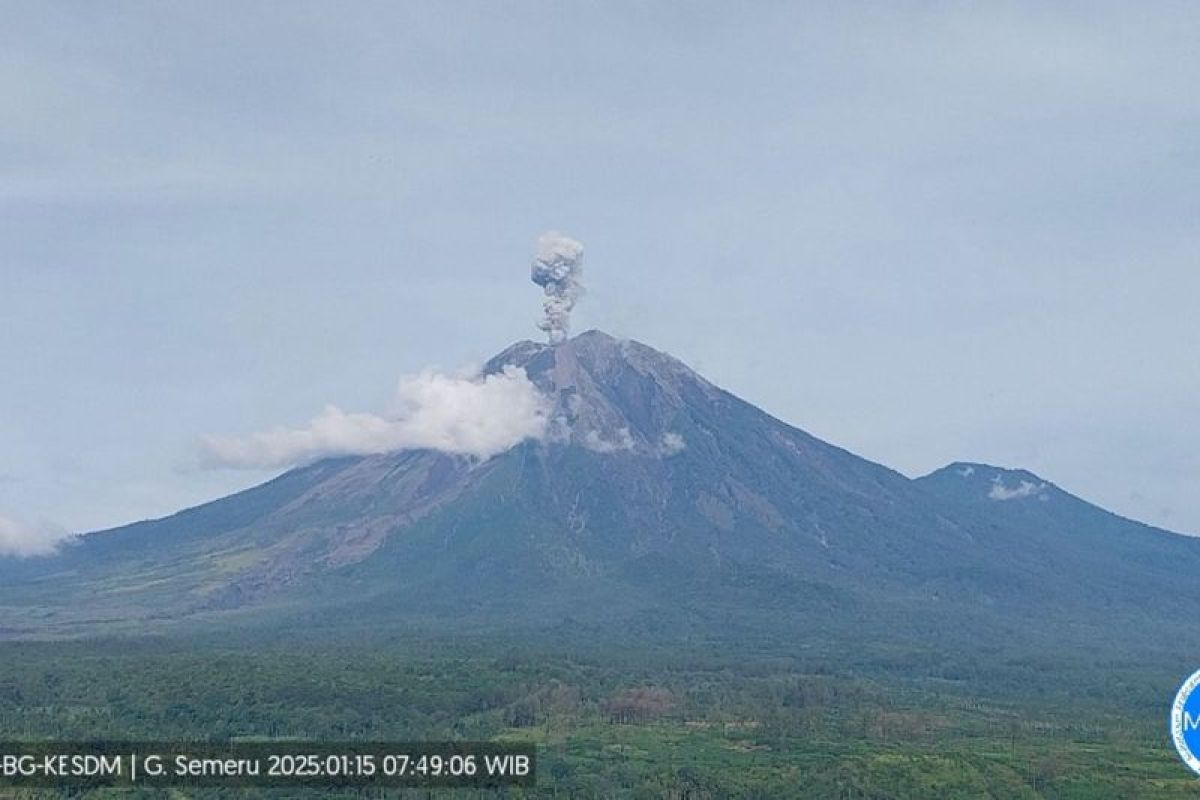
2 2 1197 536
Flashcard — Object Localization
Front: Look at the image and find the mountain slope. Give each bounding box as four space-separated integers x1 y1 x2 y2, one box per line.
917 462 1200 609
2 331 1199 652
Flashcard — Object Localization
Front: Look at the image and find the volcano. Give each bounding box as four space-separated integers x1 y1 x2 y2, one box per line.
4 330 1200 650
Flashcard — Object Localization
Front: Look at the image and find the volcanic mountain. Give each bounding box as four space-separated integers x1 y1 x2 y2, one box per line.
4 330 1200 650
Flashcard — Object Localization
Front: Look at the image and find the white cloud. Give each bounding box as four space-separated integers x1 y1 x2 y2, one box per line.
0 515 74 557
201 366 549 469
579 429 686 457
989 476 1047 501
659 432 686 456
582 427 635 454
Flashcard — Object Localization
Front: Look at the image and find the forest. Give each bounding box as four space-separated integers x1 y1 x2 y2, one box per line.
0 624 1196 799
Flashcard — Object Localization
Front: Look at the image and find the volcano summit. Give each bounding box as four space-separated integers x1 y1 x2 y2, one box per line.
3 330 1199 653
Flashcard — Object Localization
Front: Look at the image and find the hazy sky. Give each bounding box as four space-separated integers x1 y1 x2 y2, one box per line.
2 2 1197 537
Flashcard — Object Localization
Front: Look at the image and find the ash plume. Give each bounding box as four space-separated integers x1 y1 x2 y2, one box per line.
531 232 584 344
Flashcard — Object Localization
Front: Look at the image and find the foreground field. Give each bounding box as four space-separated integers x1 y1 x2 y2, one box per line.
0 630 1197 798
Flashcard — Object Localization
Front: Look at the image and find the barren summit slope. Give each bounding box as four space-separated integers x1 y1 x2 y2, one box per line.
3 330 1200 650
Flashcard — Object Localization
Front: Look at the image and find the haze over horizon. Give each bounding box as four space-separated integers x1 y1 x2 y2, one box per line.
1 3 1197 538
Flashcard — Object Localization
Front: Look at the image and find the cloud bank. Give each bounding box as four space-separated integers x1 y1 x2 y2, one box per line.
0 515 74 557
201 366 550 469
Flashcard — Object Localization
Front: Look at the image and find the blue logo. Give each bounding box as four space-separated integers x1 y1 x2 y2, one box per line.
1172 669 1200 774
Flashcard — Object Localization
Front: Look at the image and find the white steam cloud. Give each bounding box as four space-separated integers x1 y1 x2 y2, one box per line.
579 429 687 457
989 476 1047 501
531 232 584 344
583 428 635 454
659 432 686 456
201 366 550 469
0 515 74 558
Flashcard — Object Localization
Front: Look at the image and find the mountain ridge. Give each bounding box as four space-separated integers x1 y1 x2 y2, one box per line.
2 329 1198 651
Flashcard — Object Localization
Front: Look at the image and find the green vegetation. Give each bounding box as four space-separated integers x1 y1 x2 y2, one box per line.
0 629 1196 798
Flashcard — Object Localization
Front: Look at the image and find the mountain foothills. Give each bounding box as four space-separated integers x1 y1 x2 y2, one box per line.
2 330 1199 653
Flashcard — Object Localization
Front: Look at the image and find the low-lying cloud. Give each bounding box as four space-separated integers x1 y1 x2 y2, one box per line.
0 515 74 557
989 477 1047 501
580 429 687 457
582 427 636 454
201 366 550 469
659 432 686 456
